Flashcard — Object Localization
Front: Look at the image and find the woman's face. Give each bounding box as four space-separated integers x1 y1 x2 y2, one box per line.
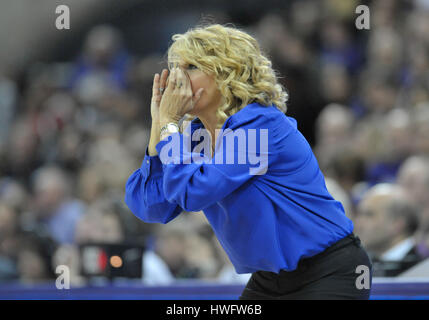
170 59 223 116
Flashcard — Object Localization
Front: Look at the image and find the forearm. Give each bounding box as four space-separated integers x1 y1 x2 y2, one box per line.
124 167 182 224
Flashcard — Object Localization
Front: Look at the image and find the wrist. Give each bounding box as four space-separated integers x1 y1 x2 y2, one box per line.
160 122 180 140
159 116 180 128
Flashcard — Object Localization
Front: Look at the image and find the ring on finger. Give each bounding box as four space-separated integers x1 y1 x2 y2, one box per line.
159 87 165 94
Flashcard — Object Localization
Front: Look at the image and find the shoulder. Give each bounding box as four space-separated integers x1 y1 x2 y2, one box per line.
227 102 297 133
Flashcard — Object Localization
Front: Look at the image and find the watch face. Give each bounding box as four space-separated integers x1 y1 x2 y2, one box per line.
167 124 179 132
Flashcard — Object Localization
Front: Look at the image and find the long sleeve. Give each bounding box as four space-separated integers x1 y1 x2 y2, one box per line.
124 148 182 224
154 113 273 212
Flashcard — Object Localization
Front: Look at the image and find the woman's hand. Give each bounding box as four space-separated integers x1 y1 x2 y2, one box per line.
159 67 204 128
151 69 169 123
147 69 169 156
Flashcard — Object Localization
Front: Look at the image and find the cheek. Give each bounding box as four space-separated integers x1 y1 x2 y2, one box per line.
189 73 215 94
189 74 205 94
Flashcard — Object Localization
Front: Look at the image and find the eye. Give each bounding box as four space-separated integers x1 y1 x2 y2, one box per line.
187 64 198 70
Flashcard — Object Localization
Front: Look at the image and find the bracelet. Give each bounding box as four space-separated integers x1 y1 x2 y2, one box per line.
160 122 180 137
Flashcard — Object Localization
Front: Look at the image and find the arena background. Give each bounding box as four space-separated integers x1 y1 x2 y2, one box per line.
1 0 429 300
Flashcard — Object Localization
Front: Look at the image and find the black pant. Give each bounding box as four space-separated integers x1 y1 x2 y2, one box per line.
240 233 373 300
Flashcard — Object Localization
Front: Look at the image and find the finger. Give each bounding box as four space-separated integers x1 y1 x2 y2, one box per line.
183 69 191 92
152 73 160 99
195 88 204 100
160 69 168 90
192 88 204 106
166 68 176 93
176 68 183 91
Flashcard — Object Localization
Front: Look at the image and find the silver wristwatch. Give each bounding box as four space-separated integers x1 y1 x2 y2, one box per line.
160 122 180 136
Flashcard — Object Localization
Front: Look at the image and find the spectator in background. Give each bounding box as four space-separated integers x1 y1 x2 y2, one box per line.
69 24 131 92
397 155 429 214
1 118 42 183
0 75 17 149
397 155 429 258
357 74 398 118
74 199 124 245
364 108 414 186
318 17 363 75
314 103 354 171
148 213 225 282
412 103 429 155
355 183 423 276
16 232 56 284
323 150 366 205
153 224 200 280
0 177 28 213
69 25 139 124
0 204 20 281
366 27 403 79
319 62 351 106
27 166 86 244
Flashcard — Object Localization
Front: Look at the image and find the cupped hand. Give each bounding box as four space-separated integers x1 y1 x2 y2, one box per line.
159 67 204 126
151 68 169 122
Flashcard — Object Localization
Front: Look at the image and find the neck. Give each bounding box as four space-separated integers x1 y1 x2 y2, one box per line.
197 111 218 154
192 96 226 154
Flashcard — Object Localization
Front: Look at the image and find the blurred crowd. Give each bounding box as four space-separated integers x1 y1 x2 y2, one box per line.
1 0 429 286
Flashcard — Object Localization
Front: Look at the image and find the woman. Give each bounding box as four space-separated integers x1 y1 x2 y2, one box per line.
125 24 372 299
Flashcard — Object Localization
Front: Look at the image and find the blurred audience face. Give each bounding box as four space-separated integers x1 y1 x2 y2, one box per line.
16 237 52 283
75 209 124 244
8 119 39 169
316 103 353 146
368 27 402 68
413 104 429 154
155 230 188 275
77 167 104 203
363 79 397 113
84 25 122 67
321 20 349 50
17 249 47 283
290 0 318 38
255 14 288 54
32 167 69 216
184 233 220 279
355 184 415 256
397 156 429 210
320 63 350 103
0 204 17 238
0 178 28 211
384 108 413 159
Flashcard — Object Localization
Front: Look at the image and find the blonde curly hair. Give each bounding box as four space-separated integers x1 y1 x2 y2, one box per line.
167 24 289 129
